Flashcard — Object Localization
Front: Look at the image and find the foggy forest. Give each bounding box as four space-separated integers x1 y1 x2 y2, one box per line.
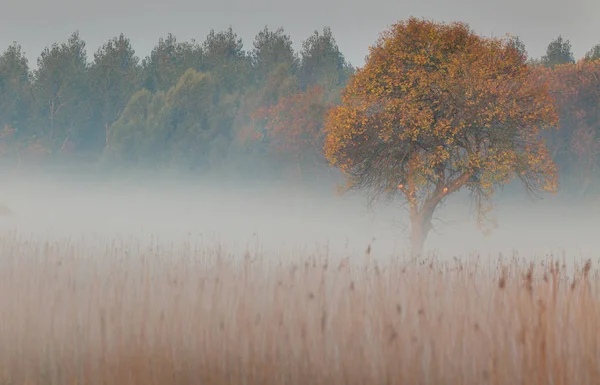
1 16 600 384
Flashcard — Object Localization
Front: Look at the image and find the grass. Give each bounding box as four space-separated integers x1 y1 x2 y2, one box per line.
0 232 598 384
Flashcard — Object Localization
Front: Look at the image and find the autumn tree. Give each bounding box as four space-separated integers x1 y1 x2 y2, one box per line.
252 85 330 173
324 18 559 257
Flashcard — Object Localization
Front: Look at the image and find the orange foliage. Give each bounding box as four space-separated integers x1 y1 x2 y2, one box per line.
323 17 559 254
236 121 264 146
252 86 330 164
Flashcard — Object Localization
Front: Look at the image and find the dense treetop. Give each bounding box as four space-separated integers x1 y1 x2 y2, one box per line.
323 18 560 255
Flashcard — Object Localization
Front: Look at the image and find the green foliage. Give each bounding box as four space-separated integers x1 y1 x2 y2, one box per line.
200 28 251 95
31 31 91 152
141 34 203 93
107 69 234 169
87 33 141 153
541 35 575 68
298 27 354 97
104 89 153 162
251 26 298 84
584 43 600 62
0 25 354 167
0 42 31 136
507 35 528 59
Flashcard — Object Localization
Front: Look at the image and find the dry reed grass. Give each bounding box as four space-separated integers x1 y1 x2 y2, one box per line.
0 232 598 384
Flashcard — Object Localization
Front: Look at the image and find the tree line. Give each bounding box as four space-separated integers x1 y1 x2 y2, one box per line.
0 24 599 194
0 26 353 175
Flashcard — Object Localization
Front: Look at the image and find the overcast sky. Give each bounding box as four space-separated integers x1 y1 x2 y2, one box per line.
1 0 599 69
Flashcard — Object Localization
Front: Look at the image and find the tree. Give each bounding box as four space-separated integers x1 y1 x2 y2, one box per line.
140 33 202 92
251 26 298 85
31 31 91 153
507 35 528 59
298 27 354 97
103 88 154 163
162 68 226 169
252 85 330 173
323 17 559 257
541 35 575 68
0 42 32 139
201 27 251 94
88 33 141 153
232 63 299 168
543 60 600 196
106 69 224 169
584 43 600 62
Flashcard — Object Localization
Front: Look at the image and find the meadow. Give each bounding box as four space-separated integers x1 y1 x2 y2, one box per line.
0 171 599 384
0 230 599 385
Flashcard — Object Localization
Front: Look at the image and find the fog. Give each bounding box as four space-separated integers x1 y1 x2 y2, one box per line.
0 166 597 261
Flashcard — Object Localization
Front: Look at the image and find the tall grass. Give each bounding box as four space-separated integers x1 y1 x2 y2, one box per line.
0 232 598 384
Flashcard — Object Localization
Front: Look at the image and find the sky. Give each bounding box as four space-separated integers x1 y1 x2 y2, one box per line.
1 0 599 69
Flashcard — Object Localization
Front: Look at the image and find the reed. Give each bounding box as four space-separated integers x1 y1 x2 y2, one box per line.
0 233 598 384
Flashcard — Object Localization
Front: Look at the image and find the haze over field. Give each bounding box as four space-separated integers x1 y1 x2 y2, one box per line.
0 167 597 261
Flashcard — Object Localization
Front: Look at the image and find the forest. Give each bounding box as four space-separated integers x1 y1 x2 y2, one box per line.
0 25 599 197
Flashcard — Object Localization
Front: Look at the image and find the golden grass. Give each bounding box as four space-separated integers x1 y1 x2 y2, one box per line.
0 232 598 384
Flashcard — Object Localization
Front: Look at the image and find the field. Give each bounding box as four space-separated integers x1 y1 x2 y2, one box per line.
0 231 599 385
0 172 599 384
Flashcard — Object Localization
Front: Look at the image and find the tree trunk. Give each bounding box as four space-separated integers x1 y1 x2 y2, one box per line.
409 205 435 259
